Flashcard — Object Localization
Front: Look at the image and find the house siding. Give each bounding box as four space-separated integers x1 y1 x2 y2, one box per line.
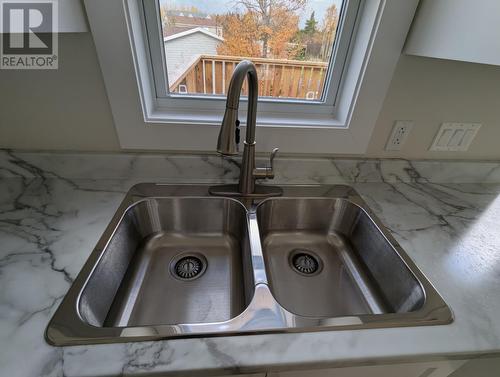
165 33 221 83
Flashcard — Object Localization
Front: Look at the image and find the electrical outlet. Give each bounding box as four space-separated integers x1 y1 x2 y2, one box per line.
385 121 414 151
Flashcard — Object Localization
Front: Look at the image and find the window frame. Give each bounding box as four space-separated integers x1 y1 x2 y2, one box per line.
142 0 361 116
84 0 419 153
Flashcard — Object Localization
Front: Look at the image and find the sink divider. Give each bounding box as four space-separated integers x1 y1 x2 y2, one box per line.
247 210 269 285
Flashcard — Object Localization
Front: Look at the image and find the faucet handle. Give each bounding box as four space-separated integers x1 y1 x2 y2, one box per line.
254 148 279 180
269 148 279 171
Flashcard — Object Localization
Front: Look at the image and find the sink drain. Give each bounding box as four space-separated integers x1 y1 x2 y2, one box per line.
290 249 322 276
170 253 207 281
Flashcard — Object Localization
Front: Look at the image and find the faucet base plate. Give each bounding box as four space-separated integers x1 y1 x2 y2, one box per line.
209 184 283 198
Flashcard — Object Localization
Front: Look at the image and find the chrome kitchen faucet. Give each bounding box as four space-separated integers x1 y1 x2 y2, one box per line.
209 60 282 198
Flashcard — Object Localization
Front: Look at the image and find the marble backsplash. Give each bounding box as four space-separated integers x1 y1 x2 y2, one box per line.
1 149 500 184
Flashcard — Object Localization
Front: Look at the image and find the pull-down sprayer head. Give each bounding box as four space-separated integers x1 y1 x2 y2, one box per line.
216 60 258 156
217 107 239 156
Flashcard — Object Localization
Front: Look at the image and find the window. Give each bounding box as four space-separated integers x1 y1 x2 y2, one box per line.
144 0 359 110
154 0 349 103
84 0 418 152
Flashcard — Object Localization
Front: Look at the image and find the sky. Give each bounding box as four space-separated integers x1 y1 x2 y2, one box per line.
159 0 344 27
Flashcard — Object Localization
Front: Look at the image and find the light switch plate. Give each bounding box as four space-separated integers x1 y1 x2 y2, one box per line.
385 121 414 151
430 123 481 151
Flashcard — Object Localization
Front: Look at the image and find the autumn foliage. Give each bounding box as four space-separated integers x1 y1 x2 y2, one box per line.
265 7 300 59
163 0 340 62
217 8 300 59
217 0 304 59
216 12 262 57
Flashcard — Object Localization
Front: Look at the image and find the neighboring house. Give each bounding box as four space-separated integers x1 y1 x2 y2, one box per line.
164 27 224 86
163 10 222 37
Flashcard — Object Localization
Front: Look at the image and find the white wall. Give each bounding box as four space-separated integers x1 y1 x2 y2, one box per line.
0 34 119 151
1 33 500 159
367 54 500 160
405 0 500 66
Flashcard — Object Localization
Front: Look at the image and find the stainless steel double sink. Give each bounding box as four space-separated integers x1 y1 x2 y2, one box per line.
46 184 452 345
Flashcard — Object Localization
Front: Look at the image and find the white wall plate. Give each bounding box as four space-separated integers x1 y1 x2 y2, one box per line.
385 120 414 151
430 123 481 152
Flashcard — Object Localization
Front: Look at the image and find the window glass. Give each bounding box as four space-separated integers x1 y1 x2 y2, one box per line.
159 0 344 101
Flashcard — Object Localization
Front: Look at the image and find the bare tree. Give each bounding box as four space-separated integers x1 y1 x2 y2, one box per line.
233 0 307 57
320 4 339 60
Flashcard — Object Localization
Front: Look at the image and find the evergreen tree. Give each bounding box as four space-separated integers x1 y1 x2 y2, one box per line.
303 11 317 35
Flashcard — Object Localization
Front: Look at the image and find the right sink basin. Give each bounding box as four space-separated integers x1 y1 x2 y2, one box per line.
256 197 425 318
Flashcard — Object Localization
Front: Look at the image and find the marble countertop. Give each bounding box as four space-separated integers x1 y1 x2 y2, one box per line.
1 150 500 377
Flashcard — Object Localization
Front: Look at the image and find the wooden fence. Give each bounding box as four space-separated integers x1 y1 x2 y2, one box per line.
169 55 328 100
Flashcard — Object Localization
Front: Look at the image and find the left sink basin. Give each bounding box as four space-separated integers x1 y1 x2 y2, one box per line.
46 186 256 345
80 197 253 328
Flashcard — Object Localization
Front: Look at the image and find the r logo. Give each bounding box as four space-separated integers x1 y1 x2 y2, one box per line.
2 2 53 54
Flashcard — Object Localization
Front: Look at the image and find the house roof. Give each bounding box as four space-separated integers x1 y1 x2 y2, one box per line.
163 27 224 43
168 15 217 27
166 10 217 27
163 26 195 37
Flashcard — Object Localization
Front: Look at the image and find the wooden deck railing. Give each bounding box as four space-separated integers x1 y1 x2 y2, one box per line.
169 55 328 100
